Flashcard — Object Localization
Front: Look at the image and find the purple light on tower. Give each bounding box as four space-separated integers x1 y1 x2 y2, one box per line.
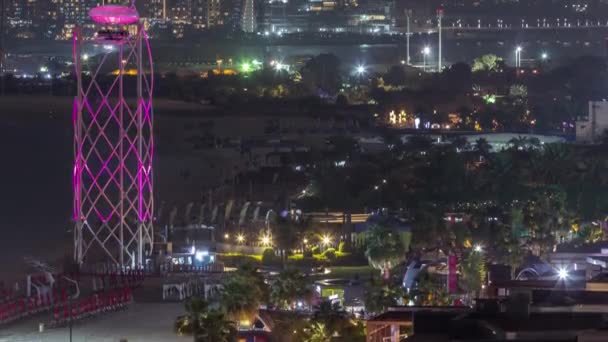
73 1 154 267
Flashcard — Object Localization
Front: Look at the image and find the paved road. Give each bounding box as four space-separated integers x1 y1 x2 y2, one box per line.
0 303 190 342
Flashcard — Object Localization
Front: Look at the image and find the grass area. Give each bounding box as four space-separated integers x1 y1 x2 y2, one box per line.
288 251 350 262
308 265 376 281
216 252 262 262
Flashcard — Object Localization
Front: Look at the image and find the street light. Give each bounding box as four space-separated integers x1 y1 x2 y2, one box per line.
260 234 272 247
321 234 332 246
474 244 483 252
236 234 245 244
515 46 522 68
422 46 430 72
541 52 548 60
557 267 569 280
241 62 251 73
355 64 366 75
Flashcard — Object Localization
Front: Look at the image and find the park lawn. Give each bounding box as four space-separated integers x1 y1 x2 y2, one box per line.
289 251 351 261
216 252 262 262
308 265 376 281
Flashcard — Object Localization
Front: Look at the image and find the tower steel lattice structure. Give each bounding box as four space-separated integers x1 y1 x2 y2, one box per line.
73 3 154 267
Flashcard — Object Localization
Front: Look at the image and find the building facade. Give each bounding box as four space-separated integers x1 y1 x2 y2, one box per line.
576 101 608 143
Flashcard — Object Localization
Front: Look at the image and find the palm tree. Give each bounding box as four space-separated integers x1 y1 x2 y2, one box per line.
196 310 237 342
313 301 348 336
270 268 312 309
364 277 403 314
175 297 209 340
220 265 267 324
473 138 492 159
305 322 331 342
364 225 407 280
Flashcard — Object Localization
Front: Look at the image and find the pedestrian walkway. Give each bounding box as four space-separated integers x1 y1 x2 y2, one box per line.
0 303 189 342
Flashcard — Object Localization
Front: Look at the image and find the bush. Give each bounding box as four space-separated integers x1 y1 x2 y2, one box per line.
262 248 278 265
303 249 313 258
338 241 350 253
323 248 336 260
311 246 320 255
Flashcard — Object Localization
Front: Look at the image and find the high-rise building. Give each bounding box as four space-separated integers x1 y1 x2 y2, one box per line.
144 0 166 21
221 0 242 31
58 0 98 39
169 0 192 24
206 0 222 28
241 0 256 32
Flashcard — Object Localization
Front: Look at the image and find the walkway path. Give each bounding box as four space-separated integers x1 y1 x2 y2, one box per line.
0 303 189 342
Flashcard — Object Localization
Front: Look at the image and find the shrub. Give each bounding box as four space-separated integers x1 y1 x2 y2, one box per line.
324 248 336 260
303 249 313 258
338 241 350 253
311 246 320 255
262 248 277 265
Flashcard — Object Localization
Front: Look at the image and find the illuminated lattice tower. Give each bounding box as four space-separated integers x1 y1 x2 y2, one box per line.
73 2 154 267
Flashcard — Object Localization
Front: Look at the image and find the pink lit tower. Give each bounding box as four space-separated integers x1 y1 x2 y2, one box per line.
73 1 154 267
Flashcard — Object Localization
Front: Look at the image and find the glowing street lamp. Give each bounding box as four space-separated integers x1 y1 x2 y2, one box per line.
557 267 569 280
224 233 230 240
515 46 522 68
260 234 272 247
541 52 548 60
355 64 366 75
241 62 251 73
321 235 332 246
422 46 430 72
474 244 483 252
236 234 245 244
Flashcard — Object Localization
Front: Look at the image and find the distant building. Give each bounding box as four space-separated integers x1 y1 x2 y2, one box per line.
206 0 223 28
241 0 256 32
576 101 608 143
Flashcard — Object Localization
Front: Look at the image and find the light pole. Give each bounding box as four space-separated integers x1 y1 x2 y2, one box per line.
437 9 444 71
0 0 5 96
355 64 366 83
405 9 412 65
422 46 430 72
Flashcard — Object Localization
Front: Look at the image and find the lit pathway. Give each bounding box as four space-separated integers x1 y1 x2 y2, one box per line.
0 303 190 342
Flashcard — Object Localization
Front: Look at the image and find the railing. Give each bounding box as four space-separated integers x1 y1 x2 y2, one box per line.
0 269 145 327
49 287 132 327
161 263 225 274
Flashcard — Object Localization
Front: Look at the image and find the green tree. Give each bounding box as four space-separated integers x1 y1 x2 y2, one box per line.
473 138 492 158
472 54 503 72
270 268 312 309
220 264 267 323
175 298 236 342
364 277 403 314
175 297 209 339
459 250 486 296
301 53 342 95
196 310 237 342
312 301 349 337
304 322 331 342
364 225 407 279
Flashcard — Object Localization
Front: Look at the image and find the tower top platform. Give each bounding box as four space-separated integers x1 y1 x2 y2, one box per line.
89 5 139 25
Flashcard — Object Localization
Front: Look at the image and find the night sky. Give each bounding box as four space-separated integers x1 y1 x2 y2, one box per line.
0 99 73 279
